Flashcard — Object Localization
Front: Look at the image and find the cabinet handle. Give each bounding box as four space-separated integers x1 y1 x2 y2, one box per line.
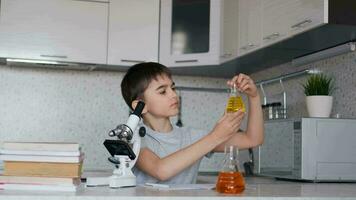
175 59 198 63
220 53 232 58
291 19 312 29
40 55 68 59
240 43 257 50
240 45 248 50
120 59 145 63
71 0 109 3
263 32 280 40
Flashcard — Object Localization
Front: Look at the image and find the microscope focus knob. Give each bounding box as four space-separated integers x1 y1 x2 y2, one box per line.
108 126 121 137
139 127 146 137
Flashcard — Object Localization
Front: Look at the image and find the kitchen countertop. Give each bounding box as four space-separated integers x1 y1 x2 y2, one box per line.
0 174 356 200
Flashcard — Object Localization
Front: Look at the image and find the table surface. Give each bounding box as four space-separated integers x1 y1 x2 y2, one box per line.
1 173 356 200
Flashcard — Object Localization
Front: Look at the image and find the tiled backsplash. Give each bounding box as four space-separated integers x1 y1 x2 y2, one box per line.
0 65 229 171
1 49 355 172
251 50 356 119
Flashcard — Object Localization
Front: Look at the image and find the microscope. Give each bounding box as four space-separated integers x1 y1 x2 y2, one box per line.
86 101 145 188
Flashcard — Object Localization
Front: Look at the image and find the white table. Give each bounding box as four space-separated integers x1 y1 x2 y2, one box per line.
1 175 356 200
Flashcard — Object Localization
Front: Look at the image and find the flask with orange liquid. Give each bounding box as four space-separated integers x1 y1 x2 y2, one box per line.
226 84 245 113
216 145 245 194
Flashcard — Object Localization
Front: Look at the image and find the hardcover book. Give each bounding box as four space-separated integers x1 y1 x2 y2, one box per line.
2 142 80 152
0 153 84 163
3 161 83 178
0 175 80 185
0 183 78 192
0 149 81 156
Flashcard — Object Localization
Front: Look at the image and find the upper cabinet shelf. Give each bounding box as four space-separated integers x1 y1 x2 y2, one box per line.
0 0 108 64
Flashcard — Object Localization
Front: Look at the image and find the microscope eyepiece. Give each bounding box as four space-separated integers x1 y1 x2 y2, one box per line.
133 101 145 117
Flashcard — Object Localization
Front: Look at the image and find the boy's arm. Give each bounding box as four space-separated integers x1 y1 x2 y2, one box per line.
136 135 216 181
135 111 244 181
214 73 264 151
213 94 264 151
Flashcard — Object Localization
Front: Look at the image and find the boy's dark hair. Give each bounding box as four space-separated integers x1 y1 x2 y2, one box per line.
121 62 172 110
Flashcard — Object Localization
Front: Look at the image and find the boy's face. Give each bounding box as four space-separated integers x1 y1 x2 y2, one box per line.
142 74 179 118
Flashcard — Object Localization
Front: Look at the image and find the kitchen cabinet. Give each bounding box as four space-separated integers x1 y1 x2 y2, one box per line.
107 0 159 66
261 0 326 48
261 0 292 47
0 0 108 64
288 0 326 36
238 0 262 56
241 0 325 50
159 0 239 67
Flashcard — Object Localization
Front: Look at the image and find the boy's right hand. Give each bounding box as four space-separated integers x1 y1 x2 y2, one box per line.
210 111 245 144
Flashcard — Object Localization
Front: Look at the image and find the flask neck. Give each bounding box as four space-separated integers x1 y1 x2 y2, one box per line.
230 85 237 96
222 146 240 172
230 84 242 97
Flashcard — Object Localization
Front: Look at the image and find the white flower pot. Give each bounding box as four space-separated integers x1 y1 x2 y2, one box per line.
306 95 333 118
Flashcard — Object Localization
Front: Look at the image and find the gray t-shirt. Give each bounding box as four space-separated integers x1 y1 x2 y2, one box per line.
133 123 211 184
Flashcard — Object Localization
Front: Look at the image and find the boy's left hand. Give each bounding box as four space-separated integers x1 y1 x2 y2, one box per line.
227 73 258 98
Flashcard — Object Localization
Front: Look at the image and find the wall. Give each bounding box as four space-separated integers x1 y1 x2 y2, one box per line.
1 49 355 172
251 50 356 119
0 65 228 171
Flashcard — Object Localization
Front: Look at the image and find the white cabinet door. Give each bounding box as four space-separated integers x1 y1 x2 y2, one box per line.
261 0 292 47
107 0 159 66
160 0 222 67
0 0 108 64
238 0 262 56
288 0 326 36
220 0 239 63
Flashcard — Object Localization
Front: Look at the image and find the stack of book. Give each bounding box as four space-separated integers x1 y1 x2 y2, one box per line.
0 142 83 192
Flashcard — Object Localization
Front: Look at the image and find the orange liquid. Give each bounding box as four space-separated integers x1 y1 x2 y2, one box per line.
226 96 245 113
216 171 245 194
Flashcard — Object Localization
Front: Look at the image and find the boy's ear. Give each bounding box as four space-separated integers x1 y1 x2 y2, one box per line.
131 100 148 114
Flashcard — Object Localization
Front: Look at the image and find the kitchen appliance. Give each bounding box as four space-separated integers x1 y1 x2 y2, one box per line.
257 118 356 182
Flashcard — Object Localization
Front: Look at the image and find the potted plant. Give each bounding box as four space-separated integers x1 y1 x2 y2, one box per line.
303 73 334 117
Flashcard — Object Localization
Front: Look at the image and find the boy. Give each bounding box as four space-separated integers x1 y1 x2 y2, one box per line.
121 62 263 184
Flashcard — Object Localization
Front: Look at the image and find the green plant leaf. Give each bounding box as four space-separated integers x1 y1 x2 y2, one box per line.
302 74 334 96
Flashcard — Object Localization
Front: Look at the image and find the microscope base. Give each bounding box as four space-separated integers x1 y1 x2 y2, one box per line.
86 176 109 187
86 175 136 188
109 175 136 188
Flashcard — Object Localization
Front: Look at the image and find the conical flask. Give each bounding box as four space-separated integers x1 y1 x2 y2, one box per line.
225 84 245 113
216 145 245 194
